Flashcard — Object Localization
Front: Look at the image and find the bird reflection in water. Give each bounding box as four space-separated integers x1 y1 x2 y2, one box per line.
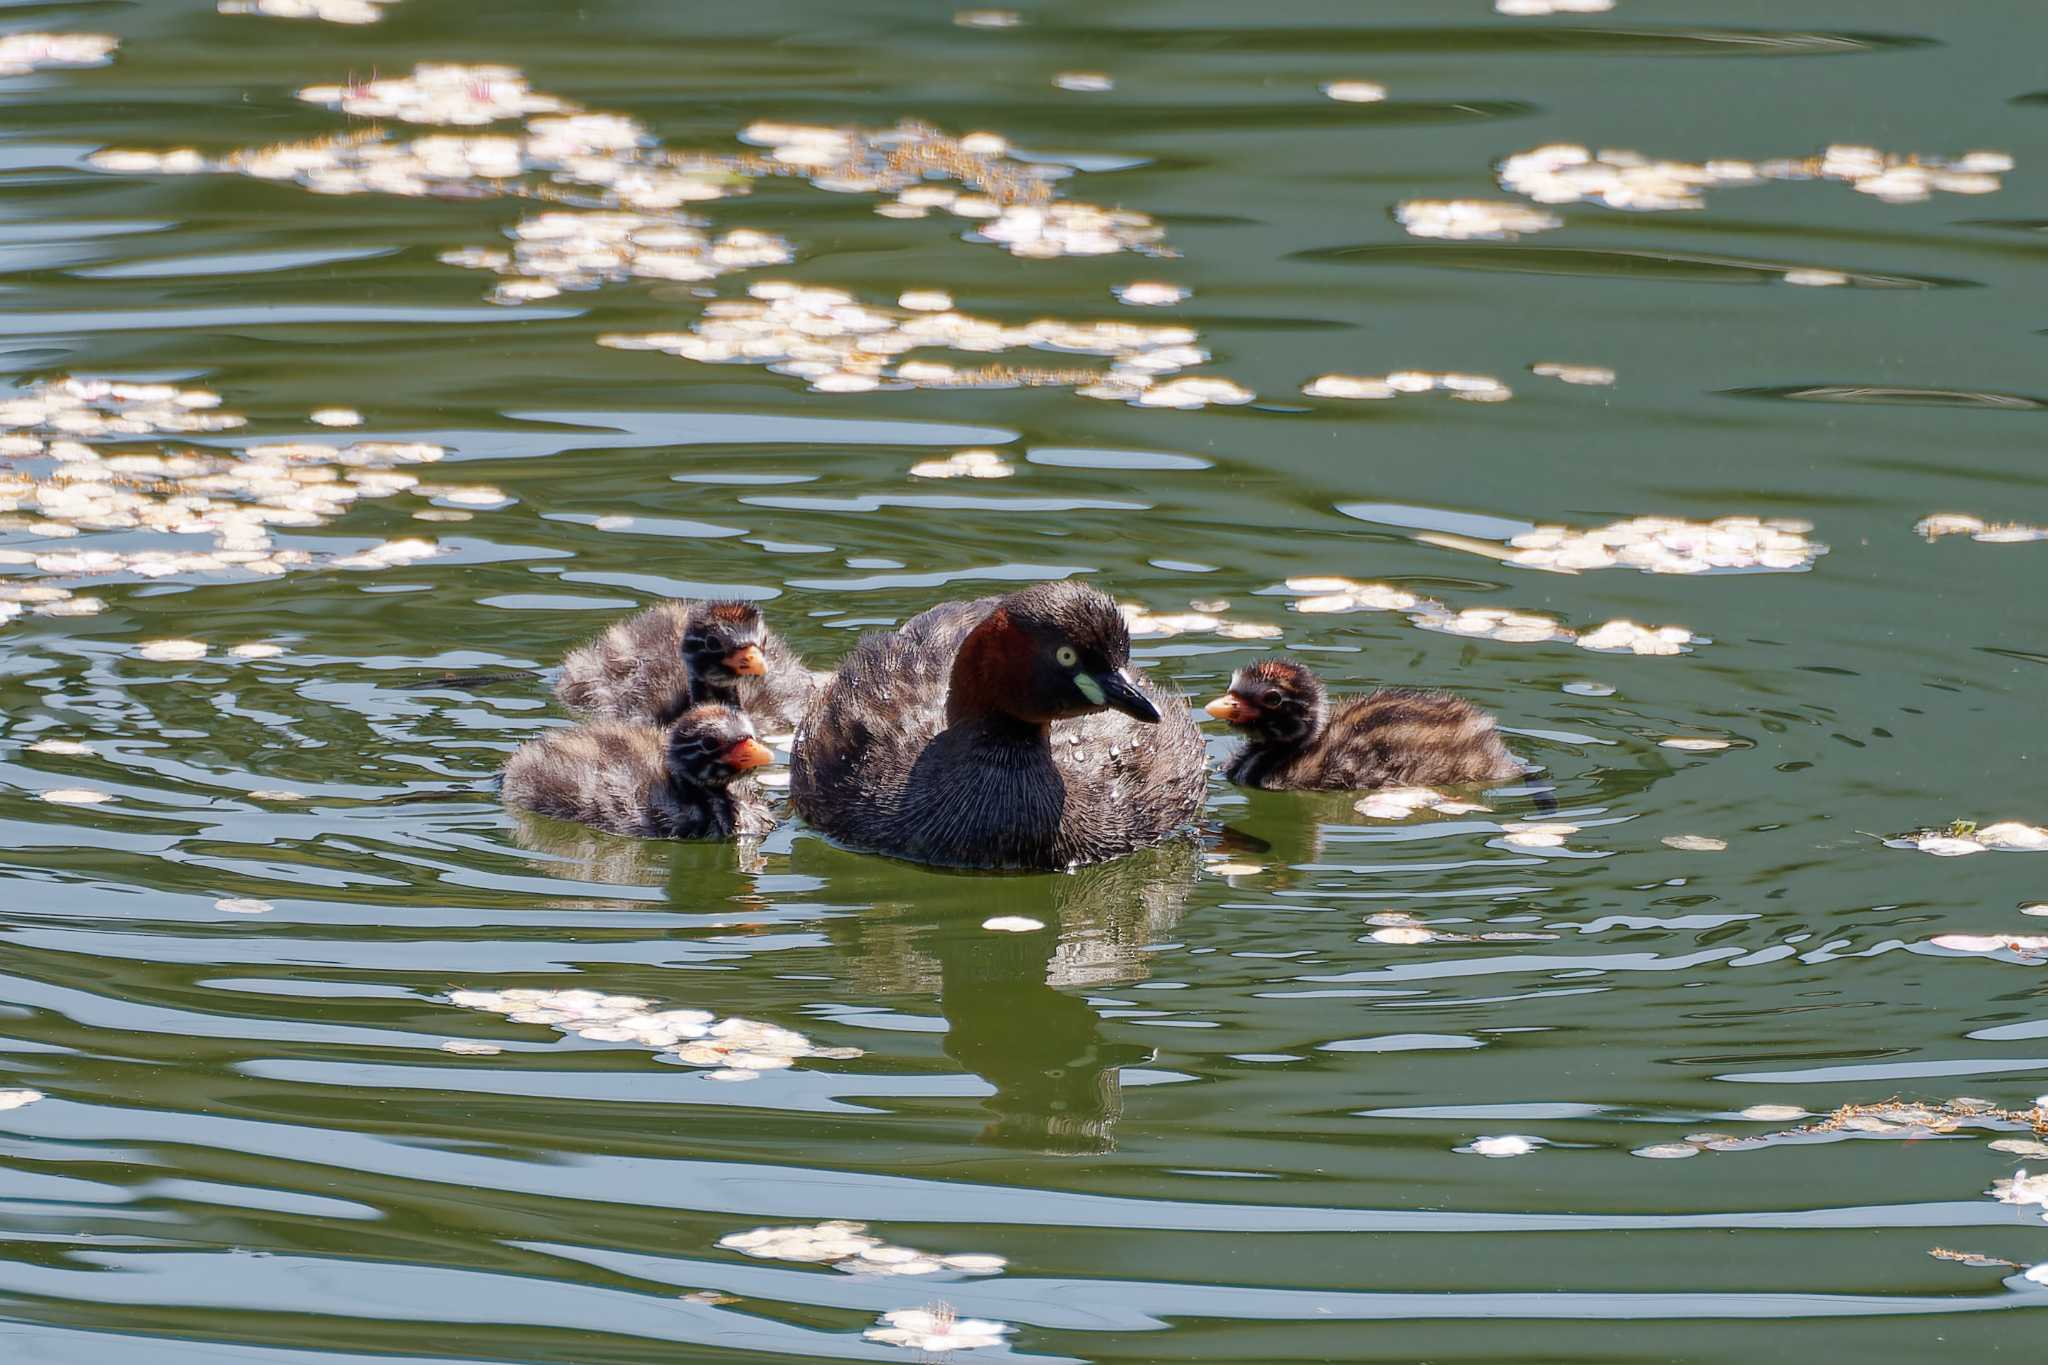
505 809 768 905
505 808 1196 1152
808 838 1199 1155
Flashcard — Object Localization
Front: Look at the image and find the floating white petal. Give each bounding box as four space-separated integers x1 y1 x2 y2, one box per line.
1323 81 1387 103
1395 199 1562 240
1465 1134 1541 1157
0 33 118 76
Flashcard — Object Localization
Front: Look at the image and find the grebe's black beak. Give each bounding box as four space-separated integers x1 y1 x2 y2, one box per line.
1093 668 1161 724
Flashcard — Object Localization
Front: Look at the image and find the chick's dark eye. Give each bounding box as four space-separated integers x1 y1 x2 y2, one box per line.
1263 690 1283 707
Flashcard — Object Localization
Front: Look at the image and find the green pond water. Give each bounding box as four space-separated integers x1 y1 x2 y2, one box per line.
2 0 2047 1360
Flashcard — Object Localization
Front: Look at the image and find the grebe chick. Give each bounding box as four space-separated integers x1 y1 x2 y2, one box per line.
554 600 818 731
1205 658 1521 791
502 703 776 839
791 580 1206 869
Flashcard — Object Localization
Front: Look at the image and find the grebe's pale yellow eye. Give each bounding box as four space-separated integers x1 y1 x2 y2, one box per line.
1055 645 1078 667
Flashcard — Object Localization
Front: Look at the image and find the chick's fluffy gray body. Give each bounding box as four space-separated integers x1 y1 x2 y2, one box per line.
1225 687 1520 791
502 720 773 840
553 601 819 731
791 595 1206 869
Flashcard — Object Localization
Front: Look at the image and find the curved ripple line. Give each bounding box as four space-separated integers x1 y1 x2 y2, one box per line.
541 1244 2043 1328
17 1106 2024 1236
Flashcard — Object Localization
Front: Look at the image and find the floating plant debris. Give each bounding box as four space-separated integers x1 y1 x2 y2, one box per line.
910 449 1013 479
1300 375 1394 400
136 640 208 662
1114 281 1187 307
1206 861 1263 877
1991 1139 2048 1158
1993 1169 2048 1220
0 33 117 77
1303 370 1512 402
1117 375 1255 409
0 377 240 439
1899 821 2048 857
1284 578 1419 613
1498 0 1613 11
1662 834 1728 851
414 483 510 508
741 120 1171 259
27 739 91 756
445 987 862 1081
1364 910 1556 946
298 63 572 125
1462 1134 1542 1157
1494 516 1823 575
1915 514 2048 544
1053 71 1113 92
719 1221 1006 1278
0 380 458 585
1573 621 1698 655
866 1305 1011 1353
0 1089 44 1110
1271 578 1695 655
1499 142 2012 212
1740 1104 1807 1122
440 1039 502 1056
445 212 792 304
308 407 363 428
981 916 1044 933
1412 605 1574 645
1732 1098 2048 1147
1393 200 1562 241
220 0 395 21
1782 268 1849 287
1633 1143 1700 1159
601 282 1249 407
1121 602 1281 641
1927 933 2048 957
213 898 273 914
1659 737 1731 752
1353 787 1491 820
1929 1247 2023 1269
1322 81 1387 103
954 9 1020 27
1501 820 1578 849
39 788 109 805
1630 1096 2031 1162
1530 362 1616 387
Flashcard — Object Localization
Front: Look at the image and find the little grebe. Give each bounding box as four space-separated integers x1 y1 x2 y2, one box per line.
1205 658 1521 791
554 600 818 731
791 581 1206 869
502 703 776 839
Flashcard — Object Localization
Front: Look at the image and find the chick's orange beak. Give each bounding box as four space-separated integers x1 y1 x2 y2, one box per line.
725 644 767 677
1204 692 1258 725
724 737 775 771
